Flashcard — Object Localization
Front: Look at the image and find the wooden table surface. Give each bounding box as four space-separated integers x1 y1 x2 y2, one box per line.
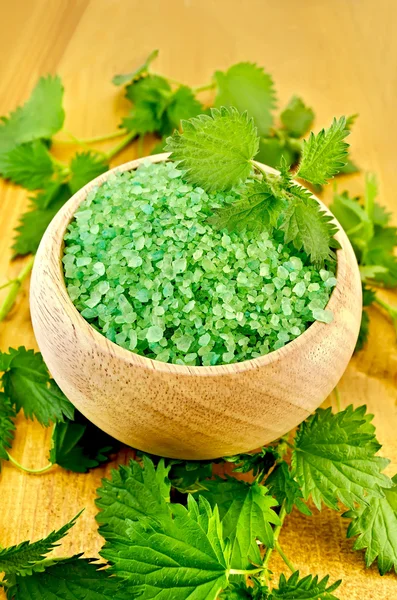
1 1 397 597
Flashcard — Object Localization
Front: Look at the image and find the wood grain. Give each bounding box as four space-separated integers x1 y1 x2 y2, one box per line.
30 154 362 459
1 0 397 597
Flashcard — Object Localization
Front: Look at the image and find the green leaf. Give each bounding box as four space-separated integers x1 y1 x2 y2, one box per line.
271 571 341 599
344 474 397 575
223 447 278 482
281 185 339 266
197 477 280 569
355 309 370 353
297 117 350 185
69 151 109 194
150 136 168 155
12 183 71 256
112 49 159 86
100 495 230 599
161 85 202 134
7 556 138 599
0 512 81 576
0 393 16 464
214 62 276 136
219 580 269 599
0 140 54 190
165 107 259 191
167 458 213 493
362 284 376 307
96 456 171 541
209 180 286 234
266 461 312 516
255 136 298 169
280 96 314 138
1 347 74 426
123 75 171 134
330 189 373 257
49 409 119 473
292 405 392 511
0 75 64 160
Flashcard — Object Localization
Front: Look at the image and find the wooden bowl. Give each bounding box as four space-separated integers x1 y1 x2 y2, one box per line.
30 154 362 459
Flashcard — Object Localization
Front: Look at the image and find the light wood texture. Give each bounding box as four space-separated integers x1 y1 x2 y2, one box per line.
30 154 362 459
1 0 397 597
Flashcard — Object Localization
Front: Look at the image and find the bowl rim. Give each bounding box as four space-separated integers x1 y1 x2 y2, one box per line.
34 152 358 377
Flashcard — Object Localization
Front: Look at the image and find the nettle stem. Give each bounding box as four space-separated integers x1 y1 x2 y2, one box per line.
105 130 137 161
7 453 54 475
0 255 35 322
54 129 127 146
275 541 296 573
229 566 264 576
193 82 216 93
262 503 289 577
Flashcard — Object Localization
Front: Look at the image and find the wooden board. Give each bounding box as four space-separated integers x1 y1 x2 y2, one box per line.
0 0 396 597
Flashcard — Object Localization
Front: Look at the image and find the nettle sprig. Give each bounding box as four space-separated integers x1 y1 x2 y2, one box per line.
1 403 396 598
166 107 350 266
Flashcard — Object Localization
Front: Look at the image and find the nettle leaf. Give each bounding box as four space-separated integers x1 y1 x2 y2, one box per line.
209 179 286 234
0 75 64 160
266 461 311 516
330 189 373 255
69 151 109 194
280 96 314 138
161 85 203 134
112 49 159 86
344 474 397 575
219 579 269 599
123 75 171 134
292 405 392 511
281 185 339 266
96 456 171 541
0 140 54 190
50 410 119 473
214 62 276 136
7 556 138 600
0 392 16 464
165 107 259 191
355 309 370 353
0 512 80 576
223 447 278 482
197 476 280 569
101 495 230 600
1 347 74 426
271 571 341 600
13 183 71 256
297 117 350 185
167 458 213 493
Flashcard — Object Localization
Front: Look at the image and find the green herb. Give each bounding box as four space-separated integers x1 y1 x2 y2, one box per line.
7 557 137 600
196 477 280 569
96 456 171 540
266 461 312 516
292 405 391 511
0 347 117 476
344 474 397 575
0 512 80 576
167 110 345 265
296 117 350 185
330 174 397 345
49 410 119 473
0 75 64 164
166 106 259 191
0 347 74 426
280 96 315 138
214 62 276 136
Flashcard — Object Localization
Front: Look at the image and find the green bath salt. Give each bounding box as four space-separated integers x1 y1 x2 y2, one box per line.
63 161 336 366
